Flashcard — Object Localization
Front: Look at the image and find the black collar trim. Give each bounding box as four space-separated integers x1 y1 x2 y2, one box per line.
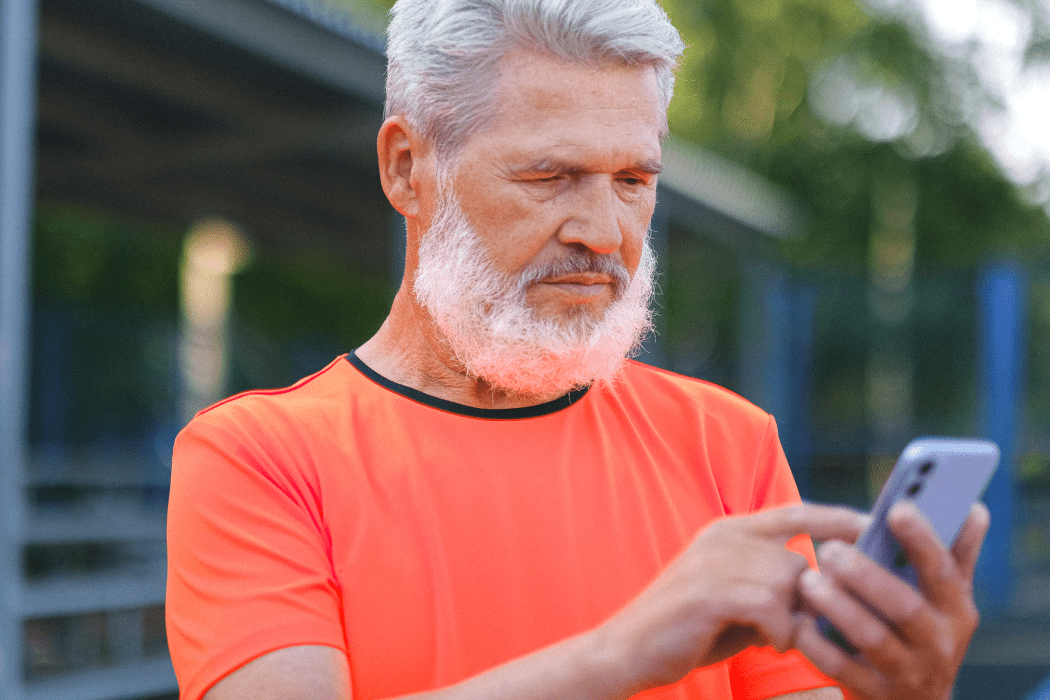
345 351 590 420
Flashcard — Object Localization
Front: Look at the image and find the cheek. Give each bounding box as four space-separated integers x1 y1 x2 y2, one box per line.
469 207 555 272
623 207 655 271
623 238 645 276
466 197 561 265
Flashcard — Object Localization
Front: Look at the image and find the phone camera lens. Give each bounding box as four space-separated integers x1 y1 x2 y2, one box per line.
907 482 922 497
919 460 935 475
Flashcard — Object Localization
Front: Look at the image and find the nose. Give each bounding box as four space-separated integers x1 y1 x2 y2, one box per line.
556 177 623 255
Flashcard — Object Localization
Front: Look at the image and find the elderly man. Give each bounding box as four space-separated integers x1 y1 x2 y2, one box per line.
165 1 989 699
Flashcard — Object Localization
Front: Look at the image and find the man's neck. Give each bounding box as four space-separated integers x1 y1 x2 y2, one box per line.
355 290 568 410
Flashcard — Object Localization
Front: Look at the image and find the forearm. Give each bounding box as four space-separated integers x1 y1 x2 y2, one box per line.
401 633 845 700
397 627 642 700
205 626 647 700
205 631 844 700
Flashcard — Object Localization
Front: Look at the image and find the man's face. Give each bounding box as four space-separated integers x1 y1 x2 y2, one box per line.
410 50 664 396
427 48 664 324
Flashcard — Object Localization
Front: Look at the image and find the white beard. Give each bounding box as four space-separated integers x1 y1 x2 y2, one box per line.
412 177 656 398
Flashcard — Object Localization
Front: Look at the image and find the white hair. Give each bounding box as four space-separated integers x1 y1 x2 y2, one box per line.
385 0 685 157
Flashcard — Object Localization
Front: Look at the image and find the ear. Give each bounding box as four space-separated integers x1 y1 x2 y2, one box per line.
377 115 432 219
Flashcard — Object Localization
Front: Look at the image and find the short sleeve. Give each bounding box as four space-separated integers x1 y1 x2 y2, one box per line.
166 408 347 700
727 415 839 699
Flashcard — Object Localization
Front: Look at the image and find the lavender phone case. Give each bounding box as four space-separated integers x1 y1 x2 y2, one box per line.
857 437 999 586
817 437 999 652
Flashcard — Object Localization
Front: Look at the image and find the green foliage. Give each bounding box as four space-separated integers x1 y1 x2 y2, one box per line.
225 247 390 392
233 247 391 347
662 0 1050 269
913 142 1050 266
663 0 867 149
33 205 181 313
1026 278 1050 443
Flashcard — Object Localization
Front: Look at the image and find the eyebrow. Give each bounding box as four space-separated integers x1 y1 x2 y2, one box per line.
514 157 664 176
632 159 665 175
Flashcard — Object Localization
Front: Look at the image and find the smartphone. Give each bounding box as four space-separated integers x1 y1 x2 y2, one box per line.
817 437 1000 654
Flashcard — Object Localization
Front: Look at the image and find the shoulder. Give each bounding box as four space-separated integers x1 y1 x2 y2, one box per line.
595 361 790 515
174 355 362 478
185 355 358 439
611 360 772 432
170 356 376 511
197 355 353 423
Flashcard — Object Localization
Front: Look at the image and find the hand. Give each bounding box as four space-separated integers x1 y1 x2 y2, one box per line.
795 501 991 700
600 504 868 692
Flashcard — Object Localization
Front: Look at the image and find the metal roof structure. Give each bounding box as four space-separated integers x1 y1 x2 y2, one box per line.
34 0 393 266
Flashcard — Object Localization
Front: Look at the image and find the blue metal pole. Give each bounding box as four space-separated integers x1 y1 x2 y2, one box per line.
0 1 39 697
975 259 1025 616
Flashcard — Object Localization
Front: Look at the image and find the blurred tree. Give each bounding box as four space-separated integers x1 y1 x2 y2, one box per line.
34 205 181 313
663 0 1050 270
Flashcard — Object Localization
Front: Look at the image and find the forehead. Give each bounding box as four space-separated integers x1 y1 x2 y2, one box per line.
471 49 665 167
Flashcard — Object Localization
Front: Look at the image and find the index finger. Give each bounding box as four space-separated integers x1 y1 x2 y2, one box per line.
746 503 868 543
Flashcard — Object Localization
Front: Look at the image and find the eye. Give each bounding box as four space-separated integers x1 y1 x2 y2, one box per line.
617 175 649 190
617 171 652 187
524 173 570 190
520 172 560 184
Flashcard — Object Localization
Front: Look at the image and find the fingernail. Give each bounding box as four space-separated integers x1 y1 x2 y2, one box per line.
889 500 924 529
800 568 821 590
890 500 920 518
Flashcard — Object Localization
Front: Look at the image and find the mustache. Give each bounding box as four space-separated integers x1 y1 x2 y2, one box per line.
516 249 631 298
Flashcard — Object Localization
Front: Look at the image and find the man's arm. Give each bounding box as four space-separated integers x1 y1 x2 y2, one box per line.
204 629 635 700
204 647 849 700
204 646 350 700
206 504 864 700
204 501 987 700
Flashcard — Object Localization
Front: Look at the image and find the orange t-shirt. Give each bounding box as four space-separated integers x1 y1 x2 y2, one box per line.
166 353 836 700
